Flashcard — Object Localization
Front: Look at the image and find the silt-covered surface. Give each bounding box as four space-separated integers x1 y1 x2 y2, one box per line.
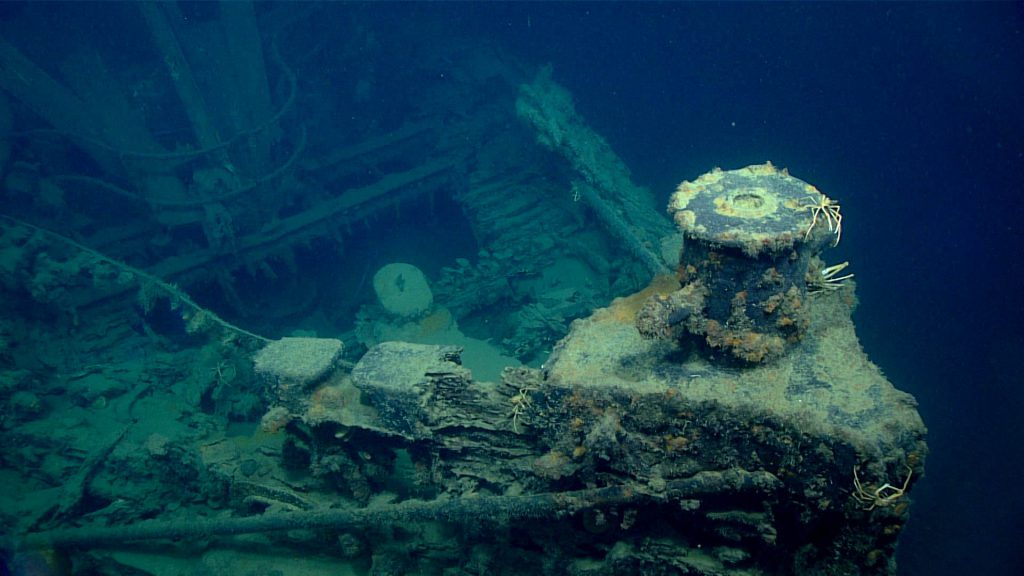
669 163 827 255
545 279 925 456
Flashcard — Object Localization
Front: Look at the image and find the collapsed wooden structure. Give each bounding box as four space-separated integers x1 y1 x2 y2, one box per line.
1 5 925 575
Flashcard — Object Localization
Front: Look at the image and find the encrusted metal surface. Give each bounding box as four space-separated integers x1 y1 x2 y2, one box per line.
669 162 825 254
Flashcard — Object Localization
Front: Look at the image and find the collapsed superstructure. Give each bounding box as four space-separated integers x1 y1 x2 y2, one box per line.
1 5 924 575
20 164 926 576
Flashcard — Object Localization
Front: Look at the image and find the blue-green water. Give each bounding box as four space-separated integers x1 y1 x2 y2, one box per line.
0 3 1020 575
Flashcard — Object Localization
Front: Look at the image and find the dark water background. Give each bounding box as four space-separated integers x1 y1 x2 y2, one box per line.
487 4 1024 574
3 2 1022 575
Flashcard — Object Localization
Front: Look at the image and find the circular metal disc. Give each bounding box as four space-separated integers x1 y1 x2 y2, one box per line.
669 162 829 254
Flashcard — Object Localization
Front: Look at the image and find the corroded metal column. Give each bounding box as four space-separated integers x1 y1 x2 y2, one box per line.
638 162 844 363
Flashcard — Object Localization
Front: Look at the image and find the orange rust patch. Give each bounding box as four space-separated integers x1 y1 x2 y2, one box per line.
594 274 680 324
